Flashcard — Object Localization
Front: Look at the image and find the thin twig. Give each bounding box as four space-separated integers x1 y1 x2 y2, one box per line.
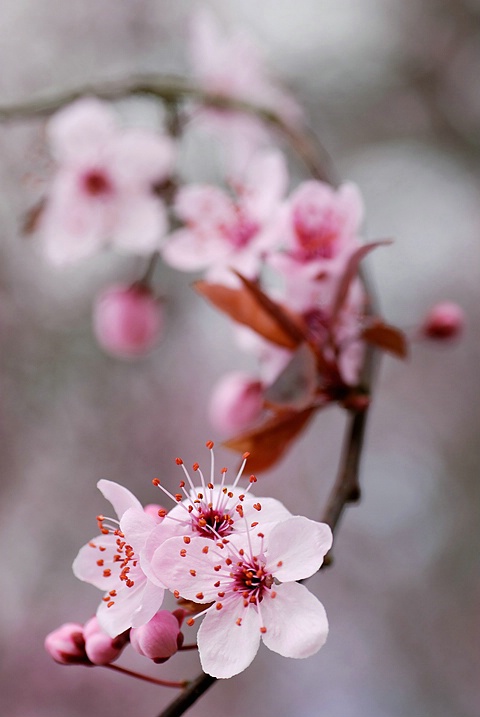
105 663 188 689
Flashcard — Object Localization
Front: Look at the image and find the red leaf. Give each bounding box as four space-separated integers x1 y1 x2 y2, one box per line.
195 277 306 350
331 240 392 319
362 320 408 358
223 406 317 473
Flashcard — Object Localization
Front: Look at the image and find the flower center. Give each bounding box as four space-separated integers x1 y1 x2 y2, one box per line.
293 204 339 259
82 169 113 197
231 555 274 603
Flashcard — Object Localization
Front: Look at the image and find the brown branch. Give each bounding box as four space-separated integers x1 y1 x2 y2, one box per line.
155 672 217 717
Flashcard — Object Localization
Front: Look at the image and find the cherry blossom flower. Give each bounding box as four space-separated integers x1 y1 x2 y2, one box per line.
208 371 264 435
162 149 287 285
152 515 332 678
72 480 165 638
40 97 175 265
144 443 292 563
421 301 465 341
272 179 364 280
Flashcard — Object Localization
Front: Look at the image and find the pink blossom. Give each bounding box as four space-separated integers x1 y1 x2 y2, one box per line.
44 622 89 665
93 284 163 359
152 516 332 678
83 616 128 665
145 444 292 561
72 480 165 638
162 150 287 285
130 610 183 663
208 372 264 435
40 97 175 265
274 180 364 276
421 301 465 340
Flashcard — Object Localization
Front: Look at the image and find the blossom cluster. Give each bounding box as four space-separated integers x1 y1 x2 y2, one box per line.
46 445 332 679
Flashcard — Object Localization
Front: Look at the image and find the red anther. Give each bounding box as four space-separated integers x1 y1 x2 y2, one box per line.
152 478 160 486
277 560 283 567
174 590 180 599
206 441 214 449
99 546 106 552
242 452 250 460
89 542 96 548
239 549 245 556
236 505 244 517
239 494 245 501
107 601 115 608
222 467 228 474
101 529 109 535
214 580 221 588
225 558 232 566
175 457 183 465
249 596 257 604
196 592 204 600
260 627 267 634
158 508 167 518
179 481 185 489
103 569 112 577
236 618 242 626
189 569 197 577
218 591 225 598
188 505 193 513
102 596 110 602
214 565 222 572
183 536 191 544
227 491 233 498
174 494 182 502
180 549 187 557
202 546 209 554
257 532 264 539
222 538 229 544
197 492 204 499
270 591 277 599
216 603 223 610
207 483 214 490
126 579 134 588
243 600 249 607
186 618 195 627
253 503 261 511
96 559 104 566
249 475 257 483
109 590 117 597
198 517 207 527
193 463 199 471
96 515 105 522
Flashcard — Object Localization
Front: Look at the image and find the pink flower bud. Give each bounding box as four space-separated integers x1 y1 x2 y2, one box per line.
144 503 167 523
44 622 90 665
422 301 465 341
209 372 264 435
130 610 183 663
93 284 163 359
83 616 128 665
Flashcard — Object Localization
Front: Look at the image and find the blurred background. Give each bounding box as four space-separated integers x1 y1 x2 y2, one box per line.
0 1 479 716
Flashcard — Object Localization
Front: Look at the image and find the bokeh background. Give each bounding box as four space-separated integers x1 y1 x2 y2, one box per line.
0 1 479 716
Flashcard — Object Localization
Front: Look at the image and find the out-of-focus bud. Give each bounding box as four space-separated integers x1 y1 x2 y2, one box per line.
422 301 465 341
209 371 264 435
83 616 129 666
130 610 183 663
144 503 167 523
44 622 90 665
93 284 163 359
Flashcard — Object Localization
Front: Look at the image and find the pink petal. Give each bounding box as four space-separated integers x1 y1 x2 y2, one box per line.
120 507 157 555
197 600 261 678
162 228 228 271
109 130 175 187
240 150 288 222
261 581 328 658
48 97 116 164
96 579 147 637
129 579 165 629
141 520 184 587
72 533 119 590
151 537 220 601
97 479 143 519
174 184 235 228
337 182 364 236
265 516 333 582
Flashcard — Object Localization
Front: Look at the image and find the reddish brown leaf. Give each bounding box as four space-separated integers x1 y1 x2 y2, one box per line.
331 240 392 319
224 406 317 473
195 278 305 350
362 320 408 358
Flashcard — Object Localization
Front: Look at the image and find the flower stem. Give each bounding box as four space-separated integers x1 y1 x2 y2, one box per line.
104 663 188 689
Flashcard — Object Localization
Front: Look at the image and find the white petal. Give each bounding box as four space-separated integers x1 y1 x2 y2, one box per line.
120 507 157 555
72 533 119 590
110 130 175 186
97 479 143 518
198 600 261 678
96 578 146 637
48 97 116 164
130 579 165 629
265 516 333 582
261 581 328 658
151 536 221 601
112 195 167 254
162 228 228 271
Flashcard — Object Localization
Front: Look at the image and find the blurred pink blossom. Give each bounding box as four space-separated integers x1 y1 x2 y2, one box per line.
40 97 175 265
208 371 264 435
421 301 465 340
162 149 287 285
93 284 163 359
